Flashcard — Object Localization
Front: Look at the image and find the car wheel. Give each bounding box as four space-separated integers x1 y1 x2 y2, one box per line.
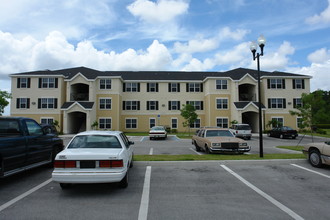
205 145 210 154
309 150 323 168
119 172 129 188
60 183 71 189
194 142 201 152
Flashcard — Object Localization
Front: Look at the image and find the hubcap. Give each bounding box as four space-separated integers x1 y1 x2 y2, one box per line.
310 153 320 165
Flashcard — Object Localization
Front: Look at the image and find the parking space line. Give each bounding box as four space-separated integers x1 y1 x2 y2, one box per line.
291 164 330 179
189 148 203 155
0 178 52 212
220 165 304 220
138 166 152 220
149 148 153 155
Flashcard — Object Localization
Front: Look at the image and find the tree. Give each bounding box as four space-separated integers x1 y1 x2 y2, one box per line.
180 104 198 135
0 90 11 116
266 118 283 129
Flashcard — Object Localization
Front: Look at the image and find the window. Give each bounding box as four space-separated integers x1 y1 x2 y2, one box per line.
216 80 228 90
41 118 54 124
126 118 137 129
271 117 284 128
293 79 305 89
293 98 302 108
186 83 203 92
123 101 140 110
149 118 156 128
99 118 111 129
186 101 203 110
168 101 180 110
26 119 43 136
17 78 30 88
190 119 201 128
267 79 285 89
268 98 286 109
216 98 228 109
100 79 111 89
297 117 303 129
38 98 57 109
99 98 112 109
39 78 57 88
147 83 159 92
169 83 180 92
171 118 178 129
124 83 140 92
16 98 30 109
216 118 229 128
147 101 159 110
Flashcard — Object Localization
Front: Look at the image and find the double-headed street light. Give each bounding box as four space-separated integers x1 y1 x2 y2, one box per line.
250 35 266 158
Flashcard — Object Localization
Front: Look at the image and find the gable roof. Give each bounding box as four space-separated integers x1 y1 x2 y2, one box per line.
10 66 311 81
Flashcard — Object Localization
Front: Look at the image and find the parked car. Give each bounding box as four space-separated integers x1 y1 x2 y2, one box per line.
52 130 134 189
149 126 167 140
229 124 252 140
0 117 64 178
192 127 250 154
302 141 330 167
267 126 298 139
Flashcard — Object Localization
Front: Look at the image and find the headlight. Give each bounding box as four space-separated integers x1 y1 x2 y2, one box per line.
212 143 221 146
240 143 248 146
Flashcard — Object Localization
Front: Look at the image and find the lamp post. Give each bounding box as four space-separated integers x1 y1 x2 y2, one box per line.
250 35 266 158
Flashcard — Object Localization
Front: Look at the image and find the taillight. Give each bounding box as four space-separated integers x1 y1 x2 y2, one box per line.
111 160 124 167
54 160 76 168
99 160 111 167
236 131 238 133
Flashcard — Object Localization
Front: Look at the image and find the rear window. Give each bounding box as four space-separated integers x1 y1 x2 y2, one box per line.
0 119 21 136
237 125 251 130
68 135 122 149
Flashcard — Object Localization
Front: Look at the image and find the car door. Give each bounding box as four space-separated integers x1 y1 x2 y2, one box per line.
25 119 53 165
120 133 133 167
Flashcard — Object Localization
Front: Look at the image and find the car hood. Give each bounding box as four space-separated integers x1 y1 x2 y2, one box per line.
56 148 123 160
207 137 246 143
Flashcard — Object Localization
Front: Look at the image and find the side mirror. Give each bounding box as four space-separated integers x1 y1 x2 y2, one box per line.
129 141 134 145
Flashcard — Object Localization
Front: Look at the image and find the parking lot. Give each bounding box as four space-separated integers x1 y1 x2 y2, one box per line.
0 135 330 219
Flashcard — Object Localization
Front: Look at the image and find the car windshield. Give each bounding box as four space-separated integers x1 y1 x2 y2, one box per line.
282 126 293 131
68 135 122 149
205 130 234 137
151 126 164 131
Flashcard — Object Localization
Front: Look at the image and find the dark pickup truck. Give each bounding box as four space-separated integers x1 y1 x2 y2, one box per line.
0 117 64 178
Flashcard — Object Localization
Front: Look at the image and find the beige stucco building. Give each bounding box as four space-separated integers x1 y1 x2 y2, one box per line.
10 67 311 134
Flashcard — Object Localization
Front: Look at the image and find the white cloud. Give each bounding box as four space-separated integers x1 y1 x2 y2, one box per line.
218 27 250 41
173 37 219 54
307 48 330 64
306 0 330 24
127 0 189 23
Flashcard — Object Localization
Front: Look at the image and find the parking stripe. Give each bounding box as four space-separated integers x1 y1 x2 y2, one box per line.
0 178 52 212
189 148 202 155
149 148 153 155
291 164 330 179
138 166 151 220
220 165 304 220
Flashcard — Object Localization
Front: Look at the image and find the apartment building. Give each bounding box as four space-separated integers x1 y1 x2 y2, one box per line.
10 67 311 134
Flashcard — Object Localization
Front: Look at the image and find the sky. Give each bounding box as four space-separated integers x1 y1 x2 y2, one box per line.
1 0 330 115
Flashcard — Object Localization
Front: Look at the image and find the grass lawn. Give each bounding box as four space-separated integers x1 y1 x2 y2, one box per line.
276 146 304 152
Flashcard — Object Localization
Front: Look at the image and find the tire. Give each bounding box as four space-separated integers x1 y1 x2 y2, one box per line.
309 150 323 168
204 145 210 154
60 183 71 189
119 172 128 188
194 142 201 152
129 158 134 168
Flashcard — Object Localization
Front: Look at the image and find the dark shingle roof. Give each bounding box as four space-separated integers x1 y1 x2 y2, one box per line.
61 101 94 110
10 67 311 81
234 101 266 109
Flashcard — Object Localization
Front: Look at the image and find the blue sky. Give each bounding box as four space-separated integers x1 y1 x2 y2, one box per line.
1 0 330 114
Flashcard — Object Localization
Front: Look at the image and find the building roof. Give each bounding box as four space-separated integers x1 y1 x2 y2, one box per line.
10 66 311 81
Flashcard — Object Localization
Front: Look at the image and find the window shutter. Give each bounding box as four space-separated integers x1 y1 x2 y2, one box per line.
168 101 171 110
122 101 126 110
156 101 159 110
168 83 171 92
282 79 285 89
293 99 296 108
186 83 189 92
186 101 189 105
268 99 271 108
27 98 30 109
123 83 126 92
178 101 181 110
292 79 296 89
147 83 150 92
16 98 20 108
27 78 31 88
302 79 305 89
38 98 41 109
200 83 203 92
54 98 58 109
177 83 180 92
283 99 286 108
55 78 58 88
137 101 140 110
267 79 270 89
147 101 150 110
156 83 159 92
137 83 140 92
17 78 21 88
201 101 204 110
38 78 42 88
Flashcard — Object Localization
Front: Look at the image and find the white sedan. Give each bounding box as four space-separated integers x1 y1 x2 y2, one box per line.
149 126 167 140
52 130 134 189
